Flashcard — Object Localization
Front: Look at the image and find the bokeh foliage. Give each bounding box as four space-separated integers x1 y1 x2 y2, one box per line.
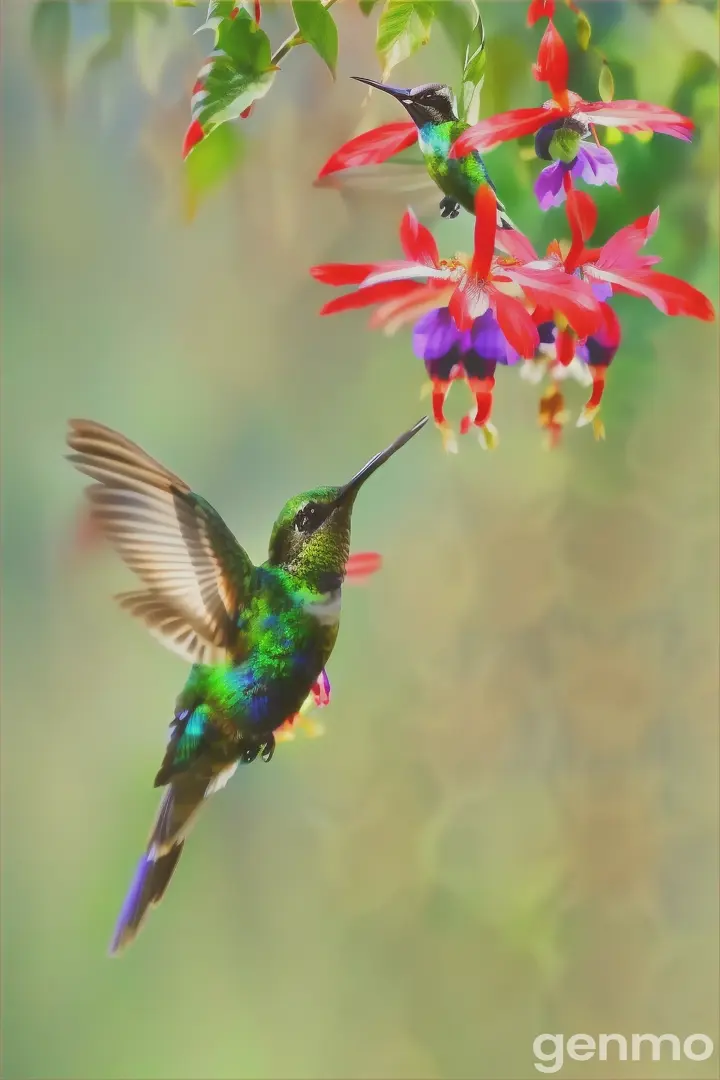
3 2 719 1079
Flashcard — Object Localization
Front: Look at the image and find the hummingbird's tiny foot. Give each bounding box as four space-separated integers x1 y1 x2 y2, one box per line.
240 743 261 764
439 196 460 219
261 735 276 763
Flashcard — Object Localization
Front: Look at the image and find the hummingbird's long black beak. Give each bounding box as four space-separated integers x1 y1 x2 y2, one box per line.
337 417 428 502
352 75 411 101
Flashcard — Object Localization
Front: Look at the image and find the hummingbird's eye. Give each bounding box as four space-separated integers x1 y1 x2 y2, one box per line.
294 502 323 533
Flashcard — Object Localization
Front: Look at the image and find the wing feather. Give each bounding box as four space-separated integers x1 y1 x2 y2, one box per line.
67 419 254 657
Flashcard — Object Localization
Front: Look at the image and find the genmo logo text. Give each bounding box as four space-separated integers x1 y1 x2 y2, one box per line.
532 1032 716 1074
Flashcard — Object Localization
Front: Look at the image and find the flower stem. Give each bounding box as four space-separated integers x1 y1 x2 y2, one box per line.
270 0 340 66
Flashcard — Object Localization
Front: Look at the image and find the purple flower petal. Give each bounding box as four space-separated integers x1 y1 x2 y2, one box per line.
534 161 569 211
468 310 519 367
575 341 590 365
590 280 614 302
571 142 618 188
412 307 461 362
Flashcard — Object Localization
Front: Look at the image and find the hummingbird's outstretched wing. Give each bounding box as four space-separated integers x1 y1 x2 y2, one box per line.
66 419 254 665
315 161 442 216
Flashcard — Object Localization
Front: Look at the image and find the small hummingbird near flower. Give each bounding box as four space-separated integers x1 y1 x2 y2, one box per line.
66 416 427 953
348 77 515 227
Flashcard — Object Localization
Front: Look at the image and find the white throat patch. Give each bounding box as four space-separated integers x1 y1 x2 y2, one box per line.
304 588 342 625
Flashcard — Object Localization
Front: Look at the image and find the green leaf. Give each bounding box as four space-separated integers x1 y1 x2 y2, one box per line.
359 0 381 13
191 9 276 136
292 1 338 78
185 122 245 203
576 11 591 51
598 60 614 103
216 9 271 69
30 0 71 118
376 0 435 79
198 1 236 34
460 12 485 126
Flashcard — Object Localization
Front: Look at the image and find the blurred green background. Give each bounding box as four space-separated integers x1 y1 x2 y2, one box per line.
1 2 719 1078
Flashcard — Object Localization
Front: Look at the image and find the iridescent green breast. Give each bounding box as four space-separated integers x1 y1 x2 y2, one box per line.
418 120 492 214
176 567 339 735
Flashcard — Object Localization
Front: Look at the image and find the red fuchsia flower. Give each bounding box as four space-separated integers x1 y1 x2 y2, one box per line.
312 186 603 353
520 187 715 429
450 20 694 193
413 307 520 452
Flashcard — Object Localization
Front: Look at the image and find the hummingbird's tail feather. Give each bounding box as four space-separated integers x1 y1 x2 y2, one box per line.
109 772 221 955
109 844 184 955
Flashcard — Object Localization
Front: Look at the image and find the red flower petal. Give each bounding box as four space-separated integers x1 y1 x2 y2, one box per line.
555 329 575 366
399 209 439 265
472 187 497 279
182 119 204 158
311 263 376 286
527 0 555 26
567 188 598 244
533 20 569 99
448 282 475 332
319 280 422 316
596 301 622 350
565 188 598 271
345 552 382 581
371 281 452 331
317 123 417 179
582 100 694 138
498 228 539 265
596 209 660 272
254 0 261 23
449 107 553 157
621 271 716 320
512 269 602 339
492 291 540 358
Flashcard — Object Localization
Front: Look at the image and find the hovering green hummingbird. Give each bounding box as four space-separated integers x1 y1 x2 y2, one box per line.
352 77 513 228
66 416 427 953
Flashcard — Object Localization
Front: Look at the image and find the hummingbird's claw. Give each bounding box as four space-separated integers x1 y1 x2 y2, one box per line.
240 743 261 764
439 196 460 219
261 735 276 763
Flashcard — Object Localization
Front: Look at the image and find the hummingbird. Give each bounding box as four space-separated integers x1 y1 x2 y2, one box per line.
351 77 513 228
66 416 427 953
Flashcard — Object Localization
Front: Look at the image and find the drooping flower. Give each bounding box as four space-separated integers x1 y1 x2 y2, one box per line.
413 307 519 451
450 21 694 166
312 187 603 353
515 188 714 432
